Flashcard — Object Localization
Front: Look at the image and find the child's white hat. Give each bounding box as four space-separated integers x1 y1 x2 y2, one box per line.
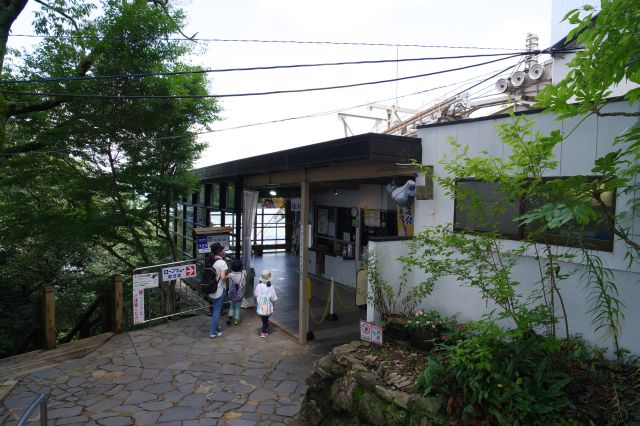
260 270 272 281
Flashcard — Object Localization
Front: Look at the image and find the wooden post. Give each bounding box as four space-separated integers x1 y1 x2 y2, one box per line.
113 274 123 333
299 179 309 344
42 286 56 350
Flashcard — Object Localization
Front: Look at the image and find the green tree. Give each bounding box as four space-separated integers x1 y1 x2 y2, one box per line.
0 0 219 354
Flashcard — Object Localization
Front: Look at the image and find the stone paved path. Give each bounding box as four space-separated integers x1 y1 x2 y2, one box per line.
0 314 325 425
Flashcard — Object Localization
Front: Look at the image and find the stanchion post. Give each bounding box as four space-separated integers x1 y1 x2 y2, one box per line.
327 278 338 321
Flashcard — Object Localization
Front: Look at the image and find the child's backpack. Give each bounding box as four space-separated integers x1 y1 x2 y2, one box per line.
229 273 245 302
256 290 271 316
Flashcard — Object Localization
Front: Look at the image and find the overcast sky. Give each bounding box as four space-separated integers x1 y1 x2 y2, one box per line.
181 0 554 167
10 0 558 167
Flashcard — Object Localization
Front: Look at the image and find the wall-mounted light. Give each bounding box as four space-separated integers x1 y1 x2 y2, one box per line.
334 189 338 196
269 190 277 196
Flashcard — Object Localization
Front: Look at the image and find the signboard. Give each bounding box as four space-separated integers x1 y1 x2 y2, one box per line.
396 204 415 237
133 288 145 325
364 208 381 227
197 235 209 253
133 272 159 290
360 320 383 345
162 264 197 281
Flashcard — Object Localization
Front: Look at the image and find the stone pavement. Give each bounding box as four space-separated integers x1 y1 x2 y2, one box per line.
0 314 327 425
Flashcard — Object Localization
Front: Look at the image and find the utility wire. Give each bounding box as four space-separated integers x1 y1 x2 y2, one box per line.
0 51 543 85
8 33 525 50
204 65 516 134
0 54 523 100
0 65 518 156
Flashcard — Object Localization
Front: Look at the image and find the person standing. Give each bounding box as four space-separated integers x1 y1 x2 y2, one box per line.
227 258 246 325
254 270 278 338
208 243 228 338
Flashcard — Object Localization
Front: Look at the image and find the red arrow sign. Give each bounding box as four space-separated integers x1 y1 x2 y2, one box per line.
185 265 196 277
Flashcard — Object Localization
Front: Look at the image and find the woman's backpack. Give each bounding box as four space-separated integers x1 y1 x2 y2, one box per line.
200 255 219 294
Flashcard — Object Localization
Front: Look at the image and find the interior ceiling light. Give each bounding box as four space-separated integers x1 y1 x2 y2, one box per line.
269 190 277 196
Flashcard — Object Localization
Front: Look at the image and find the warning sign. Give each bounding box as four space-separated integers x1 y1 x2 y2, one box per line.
360 320 383 345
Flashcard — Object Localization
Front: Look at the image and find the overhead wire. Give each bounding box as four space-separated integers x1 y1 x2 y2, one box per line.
0 51 539 85
0 53 524 100
1 63 520 157
205 65 517 134
8 33 525 50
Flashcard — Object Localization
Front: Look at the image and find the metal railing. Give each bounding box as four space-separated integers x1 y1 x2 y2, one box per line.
17 393 47 426
132 259 211 326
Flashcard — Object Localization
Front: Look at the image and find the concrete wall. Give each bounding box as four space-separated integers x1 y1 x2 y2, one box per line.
371 99 640 355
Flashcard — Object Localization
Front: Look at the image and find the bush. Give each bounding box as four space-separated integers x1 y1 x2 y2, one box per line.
415 320 574 425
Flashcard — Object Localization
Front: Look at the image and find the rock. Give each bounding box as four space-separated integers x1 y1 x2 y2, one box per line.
298 398 322 426
407 394 442 417
374 384 410 409
329 372 357 412
331 341 365 356
357 392 385 426
314 354 348 380
354 370 380 389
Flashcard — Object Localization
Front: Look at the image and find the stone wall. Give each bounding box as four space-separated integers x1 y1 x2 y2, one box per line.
297 341 443 426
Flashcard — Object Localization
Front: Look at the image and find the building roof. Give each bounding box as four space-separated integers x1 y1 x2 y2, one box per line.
195 132 422 181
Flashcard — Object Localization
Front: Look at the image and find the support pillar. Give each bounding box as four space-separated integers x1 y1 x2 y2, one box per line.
299 179 310 344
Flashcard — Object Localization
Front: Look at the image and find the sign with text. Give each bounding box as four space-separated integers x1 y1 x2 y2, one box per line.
360 320 383 345
133 272 159 290
364 208 381 227
197 235 209 253
161 264 197 281
133 288 145 325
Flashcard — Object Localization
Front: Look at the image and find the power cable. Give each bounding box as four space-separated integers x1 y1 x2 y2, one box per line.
0 51 538 85
0 54 523 100
7 33 526 50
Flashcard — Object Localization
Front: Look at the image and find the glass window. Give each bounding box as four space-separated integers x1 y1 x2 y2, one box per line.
226 183 236 211
452 177 615 251
211 183 220 208
199 185 206 205
454 181 521 238
210 211 222 227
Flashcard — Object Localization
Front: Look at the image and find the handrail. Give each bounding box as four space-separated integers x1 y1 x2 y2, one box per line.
59 292 105 344
17 393 48 426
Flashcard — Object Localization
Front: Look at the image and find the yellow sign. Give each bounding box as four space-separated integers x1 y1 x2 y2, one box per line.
396 202 414 237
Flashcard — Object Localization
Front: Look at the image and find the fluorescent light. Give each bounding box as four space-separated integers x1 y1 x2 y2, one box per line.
269 190 277 196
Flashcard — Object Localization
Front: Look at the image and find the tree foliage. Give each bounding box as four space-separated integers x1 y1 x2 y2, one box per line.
0 0 219 354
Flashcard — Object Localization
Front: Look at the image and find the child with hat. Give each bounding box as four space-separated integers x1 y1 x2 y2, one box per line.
254 269 278 338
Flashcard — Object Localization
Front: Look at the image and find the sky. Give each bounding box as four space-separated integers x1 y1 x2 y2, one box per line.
179 0 554 167
9 0 559 167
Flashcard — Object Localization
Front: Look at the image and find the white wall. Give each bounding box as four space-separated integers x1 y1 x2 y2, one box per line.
370 100 640 355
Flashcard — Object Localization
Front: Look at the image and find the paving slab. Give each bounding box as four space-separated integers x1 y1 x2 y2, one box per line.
0 314 327 425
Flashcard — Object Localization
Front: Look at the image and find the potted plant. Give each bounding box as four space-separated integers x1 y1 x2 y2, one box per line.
406 310 449 351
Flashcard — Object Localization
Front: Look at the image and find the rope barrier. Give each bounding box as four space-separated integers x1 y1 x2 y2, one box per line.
307 276 331 324
333 282 354 310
